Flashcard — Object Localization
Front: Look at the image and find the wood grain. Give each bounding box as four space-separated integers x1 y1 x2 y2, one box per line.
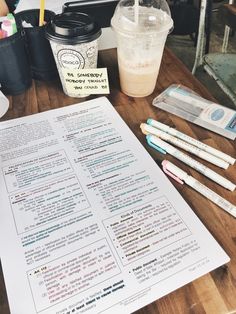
0 48 235 314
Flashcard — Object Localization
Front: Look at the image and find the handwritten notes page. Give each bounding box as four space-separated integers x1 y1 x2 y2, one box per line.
0 97 229 314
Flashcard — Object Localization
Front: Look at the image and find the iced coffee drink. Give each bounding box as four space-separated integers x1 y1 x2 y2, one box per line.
111 0 173 97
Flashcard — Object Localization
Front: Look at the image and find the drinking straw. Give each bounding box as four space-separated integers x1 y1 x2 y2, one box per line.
39 0 45 26
134 0 139 25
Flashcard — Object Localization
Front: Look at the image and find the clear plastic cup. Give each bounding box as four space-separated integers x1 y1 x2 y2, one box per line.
111 0 173 97
45 12 101 97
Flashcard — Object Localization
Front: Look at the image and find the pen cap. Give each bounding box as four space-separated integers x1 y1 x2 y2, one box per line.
162 160 184 184
15 9 58 81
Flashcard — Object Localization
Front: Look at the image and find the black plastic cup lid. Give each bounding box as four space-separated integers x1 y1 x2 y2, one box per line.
45 12 101 45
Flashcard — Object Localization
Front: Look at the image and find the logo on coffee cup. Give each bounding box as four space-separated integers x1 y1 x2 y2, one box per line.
86 46 96 58
57 49 85 69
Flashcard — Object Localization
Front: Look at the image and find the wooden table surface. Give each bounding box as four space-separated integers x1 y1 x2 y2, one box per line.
1 48 236 314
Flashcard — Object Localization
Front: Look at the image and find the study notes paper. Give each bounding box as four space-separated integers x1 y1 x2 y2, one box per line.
0 97 229 314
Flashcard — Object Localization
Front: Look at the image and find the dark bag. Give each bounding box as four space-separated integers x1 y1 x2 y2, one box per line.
0 29 32 95
15 9 59 81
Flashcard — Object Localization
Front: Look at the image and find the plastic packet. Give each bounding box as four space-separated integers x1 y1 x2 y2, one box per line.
152 84 236 140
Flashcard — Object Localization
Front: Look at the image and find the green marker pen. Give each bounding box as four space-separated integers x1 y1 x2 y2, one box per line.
7 13 17 34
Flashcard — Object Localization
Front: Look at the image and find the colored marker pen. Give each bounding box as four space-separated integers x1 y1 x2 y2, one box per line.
147 118 235 165
7 13 17 34
1 20 13 37
162 160 236 218
140 123 229 169
146 134 236 191
0 29 7 39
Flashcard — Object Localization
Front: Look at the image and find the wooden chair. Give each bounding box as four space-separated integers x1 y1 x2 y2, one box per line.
220 2 236 52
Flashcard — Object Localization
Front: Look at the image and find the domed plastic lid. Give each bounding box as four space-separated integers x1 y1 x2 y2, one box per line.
111 0 173 35
45 12 101 44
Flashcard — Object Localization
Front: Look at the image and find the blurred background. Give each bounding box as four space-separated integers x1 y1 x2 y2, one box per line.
166 0 236 108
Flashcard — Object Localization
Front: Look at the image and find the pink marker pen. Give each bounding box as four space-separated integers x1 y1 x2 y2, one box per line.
0 28 7 39
1 20 13 37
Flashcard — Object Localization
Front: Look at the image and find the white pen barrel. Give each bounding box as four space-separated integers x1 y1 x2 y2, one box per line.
163 160 236 218
163 160 188 179
186 176 236 218
149 136 235 191
147 118 235 165
174 129 235 165
143 124 229 169
174 149 235 191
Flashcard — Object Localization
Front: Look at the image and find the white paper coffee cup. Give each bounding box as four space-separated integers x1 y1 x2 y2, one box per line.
46 12 101 97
